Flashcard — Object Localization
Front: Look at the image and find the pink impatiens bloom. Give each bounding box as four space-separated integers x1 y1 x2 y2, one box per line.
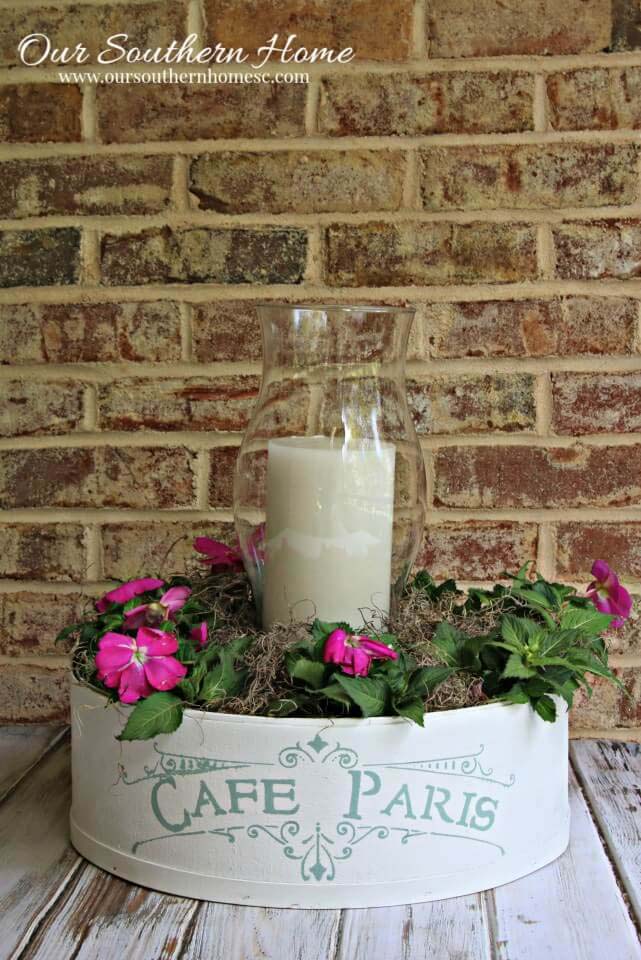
323 628 398 677
194 537 244 571
95 577 165 614
586 559 632 629
96 627 187 704
191 621 208 648
123 585 191 630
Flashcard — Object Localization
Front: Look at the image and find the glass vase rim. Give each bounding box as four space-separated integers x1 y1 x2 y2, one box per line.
254 301 415 316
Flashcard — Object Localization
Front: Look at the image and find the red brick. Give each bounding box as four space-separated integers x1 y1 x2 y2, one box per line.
554 220 641 280
189 150 405 214
417 521 538 580
102 520 235 580
98 376 260 432
0 448 198 509
192 302 262 362
0 524 86 581
408 374 536 434
571 669 640 730
419 298 637 360
0 592 86 656
97 83 306 143
319 72 533 136
427 0 610 56
547 67 641 130
0 302 182 365
434 444 641 509
420 143 638 211
0 156 173 219
1 1 184 66
552 373 641 435
0 84 81 143
325 222 538 286
557 522 641 581
611 0 641 50
209 446 240 508
101 227 307 285
0 664 69 722
0 229 80 288
204 0 414 61
0 380 84 437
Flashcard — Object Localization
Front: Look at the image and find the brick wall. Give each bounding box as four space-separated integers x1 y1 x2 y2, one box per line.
1 0 640 738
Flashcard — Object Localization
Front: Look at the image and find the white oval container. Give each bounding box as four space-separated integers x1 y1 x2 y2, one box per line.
70 679 570 909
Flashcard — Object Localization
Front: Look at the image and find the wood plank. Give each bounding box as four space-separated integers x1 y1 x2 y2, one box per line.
336 896 490 960
181 901 342 960
0 725 66 802
0 738 81 959
571 740 641 925
488 768 641 960
20 864 199 960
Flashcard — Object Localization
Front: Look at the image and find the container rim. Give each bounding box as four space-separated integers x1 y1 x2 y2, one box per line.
71 677 558 728
254 302 415 316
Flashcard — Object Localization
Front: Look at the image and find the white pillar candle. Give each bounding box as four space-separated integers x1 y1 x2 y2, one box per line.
262 436 395 629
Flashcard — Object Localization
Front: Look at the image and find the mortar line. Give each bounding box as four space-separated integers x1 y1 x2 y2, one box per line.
1 129 641 162
3 203 641 231
3 50 641 80
535 371 554 436
172 154 191 212
186 0 204 38
305 225 323 284
636 302 641 355
79 229 101 286
179 302 194 361
80 82 97 144
536 522 555 579
84 524 103 580
195 449 211 510
533 74 548 132
3 357 641 381
82 383 97 431
304 75 321 135
403 150 421 210
411 0 428 60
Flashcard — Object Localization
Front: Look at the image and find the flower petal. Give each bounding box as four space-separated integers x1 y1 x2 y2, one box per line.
137 626 179 657
160 586 191 615
358 636 398 661
122 605 149 630
350 647 372 677
323 629 349 664
190 622 208 648
96 577 164 613
144 656 187 691
118 662 153 703
96 645 133 674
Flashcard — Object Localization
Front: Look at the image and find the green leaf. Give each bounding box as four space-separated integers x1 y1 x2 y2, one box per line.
500 614 527 650
318 683 353 707
335 674 389 717
560 606 615 636
267 697 303 717
431 622 462 662
502 652 537 679
501 684 530 705
393 698 425 726
408 665 455 697
533 695 557 723
289 658 326 690
117 692 183 742
200 654 248 703
225 635 253 659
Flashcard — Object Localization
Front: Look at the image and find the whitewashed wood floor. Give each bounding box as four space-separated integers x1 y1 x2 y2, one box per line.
0 726 640 960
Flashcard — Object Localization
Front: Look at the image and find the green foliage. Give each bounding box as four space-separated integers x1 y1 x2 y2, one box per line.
117 692 184 741
64 561 625 741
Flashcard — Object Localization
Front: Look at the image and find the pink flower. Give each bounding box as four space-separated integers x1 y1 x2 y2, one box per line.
123 585 191 630
96 627 187 704
586 560 632 629
191 621 208 648
194 537 244 571
96 577 165 614
323 628 398 677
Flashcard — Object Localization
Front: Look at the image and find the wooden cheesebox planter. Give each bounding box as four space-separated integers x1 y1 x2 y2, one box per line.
70 679 570 909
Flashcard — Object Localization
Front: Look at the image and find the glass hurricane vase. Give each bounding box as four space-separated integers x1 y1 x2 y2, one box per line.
233 304 427 631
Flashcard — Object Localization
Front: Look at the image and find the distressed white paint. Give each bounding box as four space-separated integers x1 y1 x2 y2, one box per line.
0 724 65 801
490 769 641 960
571 740 641 926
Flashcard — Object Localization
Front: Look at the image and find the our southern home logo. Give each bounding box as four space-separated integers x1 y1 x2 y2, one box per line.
119 735 515 882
